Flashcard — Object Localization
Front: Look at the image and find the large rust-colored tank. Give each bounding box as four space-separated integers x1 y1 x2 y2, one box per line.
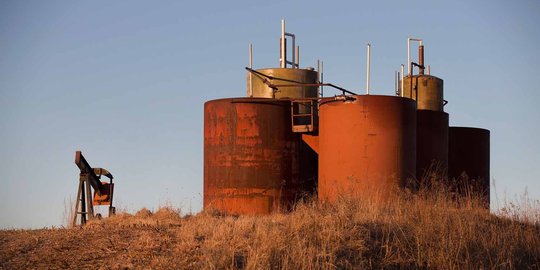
247 68 318 99
204 98 317 215
317 95 417 202
448 127 490 205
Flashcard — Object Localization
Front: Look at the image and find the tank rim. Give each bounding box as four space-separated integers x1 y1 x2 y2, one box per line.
449 126 490 133
417 109 449 116
319 94 417 107
204 97 293 106
404 74 443 80
253 67 318 72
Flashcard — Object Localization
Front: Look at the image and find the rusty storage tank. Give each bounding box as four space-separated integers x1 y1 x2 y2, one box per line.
246 20 318 100
448 127 490 205
247 68 318 99
401 75 444 111
204 98 317 215
317 95 417 202
401 44 449 183
248 67 319 129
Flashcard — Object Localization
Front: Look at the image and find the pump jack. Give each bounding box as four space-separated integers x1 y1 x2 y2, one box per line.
73 151 115 226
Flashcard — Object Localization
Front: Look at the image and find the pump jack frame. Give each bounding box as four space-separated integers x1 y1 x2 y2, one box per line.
73 151 115 226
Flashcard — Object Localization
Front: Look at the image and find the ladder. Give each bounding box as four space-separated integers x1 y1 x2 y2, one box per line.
291 99 317 133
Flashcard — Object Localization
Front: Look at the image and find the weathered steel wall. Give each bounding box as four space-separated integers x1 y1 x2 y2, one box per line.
448 127 490 206
204 98 317 214
317 95 417 202
402 75 444 111
247 68 318 99
416 110 449 183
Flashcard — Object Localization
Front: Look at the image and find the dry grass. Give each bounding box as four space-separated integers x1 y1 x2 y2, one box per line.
1 189 539 269
62 197 76 229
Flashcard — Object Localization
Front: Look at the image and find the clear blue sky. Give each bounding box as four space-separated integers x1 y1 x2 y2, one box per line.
1 0 539 228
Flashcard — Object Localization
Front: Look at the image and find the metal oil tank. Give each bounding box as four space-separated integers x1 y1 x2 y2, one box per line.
401 74 449 182
448 127 490 205
401 75 444 111
247 68 319 129
245 19 319 100
247 68 318 99
204 98 317 215
317 95 416 202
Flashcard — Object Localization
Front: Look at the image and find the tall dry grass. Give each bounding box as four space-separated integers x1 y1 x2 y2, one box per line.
77 185 539 269
62 197 76 228
3 183 539 269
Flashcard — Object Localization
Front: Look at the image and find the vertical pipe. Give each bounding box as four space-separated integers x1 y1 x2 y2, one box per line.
419 45 425 75
410 65 414 98
281 19 286 68
408 38 423 76
395 71 399 96
407 37 411 76
427 65 431 75
291 34 295 68
400 64 405 97
249 43 253 97
317 60 320 97
321 61 324 97
317 60 320 79
366 43 371 95
249 43 253 70
295 46 299 68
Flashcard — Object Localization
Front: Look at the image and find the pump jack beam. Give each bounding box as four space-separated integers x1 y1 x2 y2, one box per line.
75 151 104 192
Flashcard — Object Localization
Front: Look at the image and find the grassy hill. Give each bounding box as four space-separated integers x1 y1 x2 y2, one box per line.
1 189 539 269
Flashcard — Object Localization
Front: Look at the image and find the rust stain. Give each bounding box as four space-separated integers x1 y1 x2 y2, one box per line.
204 98 317 214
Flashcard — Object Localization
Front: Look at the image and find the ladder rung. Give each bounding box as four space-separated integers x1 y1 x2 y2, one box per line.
292 125 315 133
